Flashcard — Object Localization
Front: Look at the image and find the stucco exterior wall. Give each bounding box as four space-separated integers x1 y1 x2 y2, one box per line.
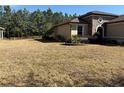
53 23 89 41
54 24 71 40
91 16 117 37
106 22 124 39
92 17 109 35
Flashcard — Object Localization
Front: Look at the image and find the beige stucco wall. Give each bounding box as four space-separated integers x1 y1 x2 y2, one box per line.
54 24 71 40
92 17 109 35
106 22 124 39
91 16 117 36
53 23 88 40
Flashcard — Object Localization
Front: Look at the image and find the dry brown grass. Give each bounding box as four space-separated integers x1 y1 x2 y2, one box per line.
0 39 124 86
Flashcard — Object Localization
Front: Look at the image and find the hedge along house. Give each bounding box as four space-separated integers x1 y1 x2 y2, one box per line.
51 11 122 41
0 27 5 40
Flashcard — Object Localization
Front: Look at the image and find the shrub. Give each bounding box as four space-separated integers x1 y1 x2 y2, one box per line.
65 35 81 45
42 30 54 40
71 35 80 44
104 39 118 44
88 32 103 44
93 31 101 39
55 35 65 41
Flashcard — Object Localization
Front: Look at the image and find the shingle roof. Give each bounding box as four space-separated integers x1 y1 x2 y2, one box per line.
70 18 80 23
79 11 118 18
51 11 119 29
107 15 124 23
52 17 87 28
89 11 118 16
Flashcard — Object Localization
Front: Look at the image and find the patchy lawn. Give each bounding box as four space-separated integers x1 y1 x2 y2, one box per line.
0 39 124 86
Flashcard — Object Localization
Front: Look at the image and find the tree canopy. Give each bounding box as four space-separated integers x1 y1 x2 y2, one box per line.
0 6 77 38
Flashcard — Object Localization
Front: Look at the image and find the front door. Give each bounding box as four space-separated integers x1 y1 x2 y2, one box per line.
97 26 104 39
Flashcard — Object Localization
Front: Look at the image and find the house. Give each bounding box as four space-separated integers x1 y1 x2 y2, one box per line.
51 11 124 42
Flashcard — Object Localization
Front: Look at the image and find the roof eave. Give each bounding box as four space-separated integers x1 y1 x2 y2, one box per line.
106 20 124 24
79 13 119 19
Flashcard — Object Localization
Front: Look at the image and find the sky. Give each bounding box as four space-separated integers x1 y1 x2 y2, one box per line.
10 5 124 15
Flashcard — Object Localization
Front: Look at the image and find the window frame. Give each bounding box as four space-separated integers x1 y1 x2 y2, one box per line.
77 25 83 37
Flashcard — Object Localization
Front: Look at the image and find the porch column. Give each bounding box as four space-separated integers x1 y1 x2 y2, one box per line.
82 25 85 37
0 31 1 40
1 31 3 40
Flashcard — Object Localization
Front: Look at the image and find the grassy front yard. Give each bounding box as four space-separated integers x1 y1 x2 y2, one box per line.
0 39 124 86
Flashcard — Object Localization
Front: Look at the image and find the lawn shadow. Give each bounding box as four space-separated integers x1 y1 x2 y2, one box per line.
99 42 124 47
61 43 87 46
34 39 62 43
34 38 124 47
89 40 124 47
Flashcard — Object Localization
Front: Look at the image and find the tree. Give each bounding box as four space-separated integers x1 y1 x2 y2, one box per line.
0 6 3 16
0 6 3 25
46 8 53 22
11 10 23 37
21 8 30 37
30 9 43 36
64 13 69 21
3 6 12 38
0 6 78 39
73 13 77 18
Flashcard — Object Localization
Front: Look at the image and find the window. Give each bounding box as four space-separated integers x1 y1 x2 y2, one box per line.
78 25 83 36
